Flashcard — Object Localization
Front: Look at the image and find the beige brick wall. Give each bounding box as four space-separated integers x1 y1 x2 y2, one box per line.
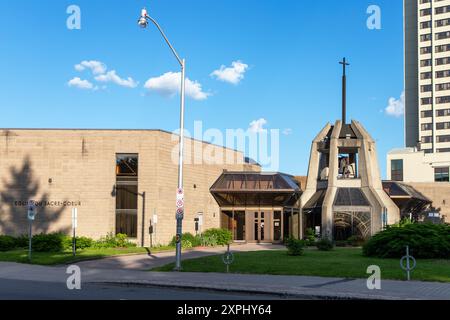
407 182 450 224
0 129 258 246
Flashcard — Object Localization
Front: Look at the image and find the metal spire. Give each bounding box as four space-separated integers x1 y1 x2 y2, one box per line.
339 58 350 124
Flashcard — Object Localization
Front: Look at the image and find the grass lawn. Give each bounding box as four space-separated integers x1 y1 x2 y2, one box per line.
0 246 174 266
153 247 450 283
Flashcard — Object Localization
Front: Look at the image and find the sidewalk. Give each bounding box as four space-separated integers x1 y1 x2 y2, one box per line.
0 261 449 300
73 243 284 270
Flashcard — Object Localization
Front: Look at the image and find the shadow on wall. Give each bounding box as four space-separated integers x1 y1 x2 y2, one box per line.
0 156 69 236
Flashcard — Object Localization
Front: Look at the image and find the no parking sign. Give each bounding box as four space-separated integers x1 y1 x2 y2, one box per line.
176 188 184 220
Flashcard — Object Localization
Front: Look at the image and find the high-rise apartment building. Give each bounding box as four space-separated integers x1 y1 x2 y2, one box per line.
383 1 450 221
405 0 450 154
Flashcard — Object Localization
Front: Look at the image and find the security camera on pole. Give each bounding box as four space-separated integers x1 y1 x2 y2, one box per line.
138 6 187 271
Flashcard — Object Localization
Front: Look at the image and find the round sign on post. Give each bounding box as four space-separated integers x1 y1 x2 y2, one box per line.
222 244 234 273
176 208 184 220
27 203 36 221
176 188 184 220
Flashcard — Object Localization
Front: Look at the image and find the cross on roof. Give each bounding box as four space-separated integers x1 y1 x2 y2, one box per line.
339 57 350 76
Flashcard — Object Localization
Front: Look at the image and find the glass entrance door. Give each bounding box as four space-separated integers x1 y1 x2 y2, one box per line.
273 211 282 241
233 211 246 241
254 212 265 242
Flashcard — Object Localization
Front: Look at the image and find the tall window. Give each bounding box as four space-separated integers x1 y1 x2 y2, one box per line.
115 154 138 238
435 167 450 182
391 159 404 182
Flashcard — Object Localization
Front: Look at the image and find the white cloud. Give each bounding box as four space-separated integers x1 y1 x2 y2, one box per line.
385 91 405 117
211 61 249 85
75 60 107 75
249 118 267 133
144 72 210 101
67 77 96 90
282 128 293 136
95 70 138 88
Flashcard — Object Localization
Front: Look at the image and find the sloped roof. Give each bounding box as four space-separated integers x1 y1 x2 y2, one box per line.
303 189 327 210
210 172 300 192
334 188 370 206
382 181 431 203
210 172 301 207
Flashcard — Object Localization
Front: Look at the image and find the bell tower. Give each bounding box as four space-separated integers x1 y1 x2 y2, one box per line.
299 59 400 241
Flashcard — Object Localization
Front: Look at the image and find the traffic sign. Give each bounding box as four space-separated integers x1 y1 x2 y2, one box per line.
176 188 184 200
176 208 184 220
27 203 37 221
71 208 78 229
176 199 184 208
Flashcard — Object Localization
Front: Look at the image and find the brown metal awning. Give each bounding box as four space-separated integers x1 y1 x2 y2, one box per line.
303 189 327 210
210 172 301 207
383 181 432 216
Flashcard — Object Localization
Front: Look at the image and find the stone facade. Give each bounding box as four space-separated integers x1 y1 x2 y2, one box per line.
0 129 259 246
407 182 450 223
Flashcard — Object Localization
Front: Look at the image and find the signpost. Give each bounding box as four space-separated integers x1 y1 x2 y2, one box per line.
400 245 416 281
27 203 37 262
174 188 185 270
222 244 234 273
151 212 158 247
71 208 78 257
176 188 185 221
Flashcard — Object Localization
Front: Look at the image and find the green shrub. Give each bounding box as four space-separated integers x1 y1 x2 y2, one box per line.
316 238 334 251
202 228 232 246
304 228 316 246
14 235 29 248
115 233 135 248
170 233 201 247
0 235 16 252
391 218 414 229
181 239 193 249
75 236 94 249
347 235 366 247
363 223 450 259
64 236 94 250
199 234 218 247
285 237 306 256
93 233 136 249
32 233 69 252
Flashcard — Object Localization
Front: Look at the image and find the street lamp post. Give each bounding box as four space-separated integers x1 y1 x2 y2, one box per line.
138 8 185 271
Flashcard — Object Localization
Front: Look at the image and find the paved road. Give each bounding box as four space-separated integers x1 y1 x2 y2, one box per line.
0 278 284 300
1 262 450 300
73 244 285 270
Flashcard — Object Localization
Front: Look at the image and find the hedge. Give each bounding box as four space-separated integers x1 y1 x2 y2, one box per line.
363 223 450 259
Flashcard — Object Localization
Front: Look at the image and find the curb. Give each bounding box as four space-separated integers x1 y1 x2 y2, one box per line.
89 280 403 301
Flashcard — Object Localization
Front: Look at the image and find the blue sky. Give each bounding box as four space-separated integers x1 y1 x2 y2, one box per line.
0 0 405 177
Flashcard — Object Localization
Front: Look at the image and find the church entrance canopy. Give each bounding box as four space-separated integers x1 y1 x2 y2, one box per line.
382 181 431 219
210 172 301 243
210 172 301 208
